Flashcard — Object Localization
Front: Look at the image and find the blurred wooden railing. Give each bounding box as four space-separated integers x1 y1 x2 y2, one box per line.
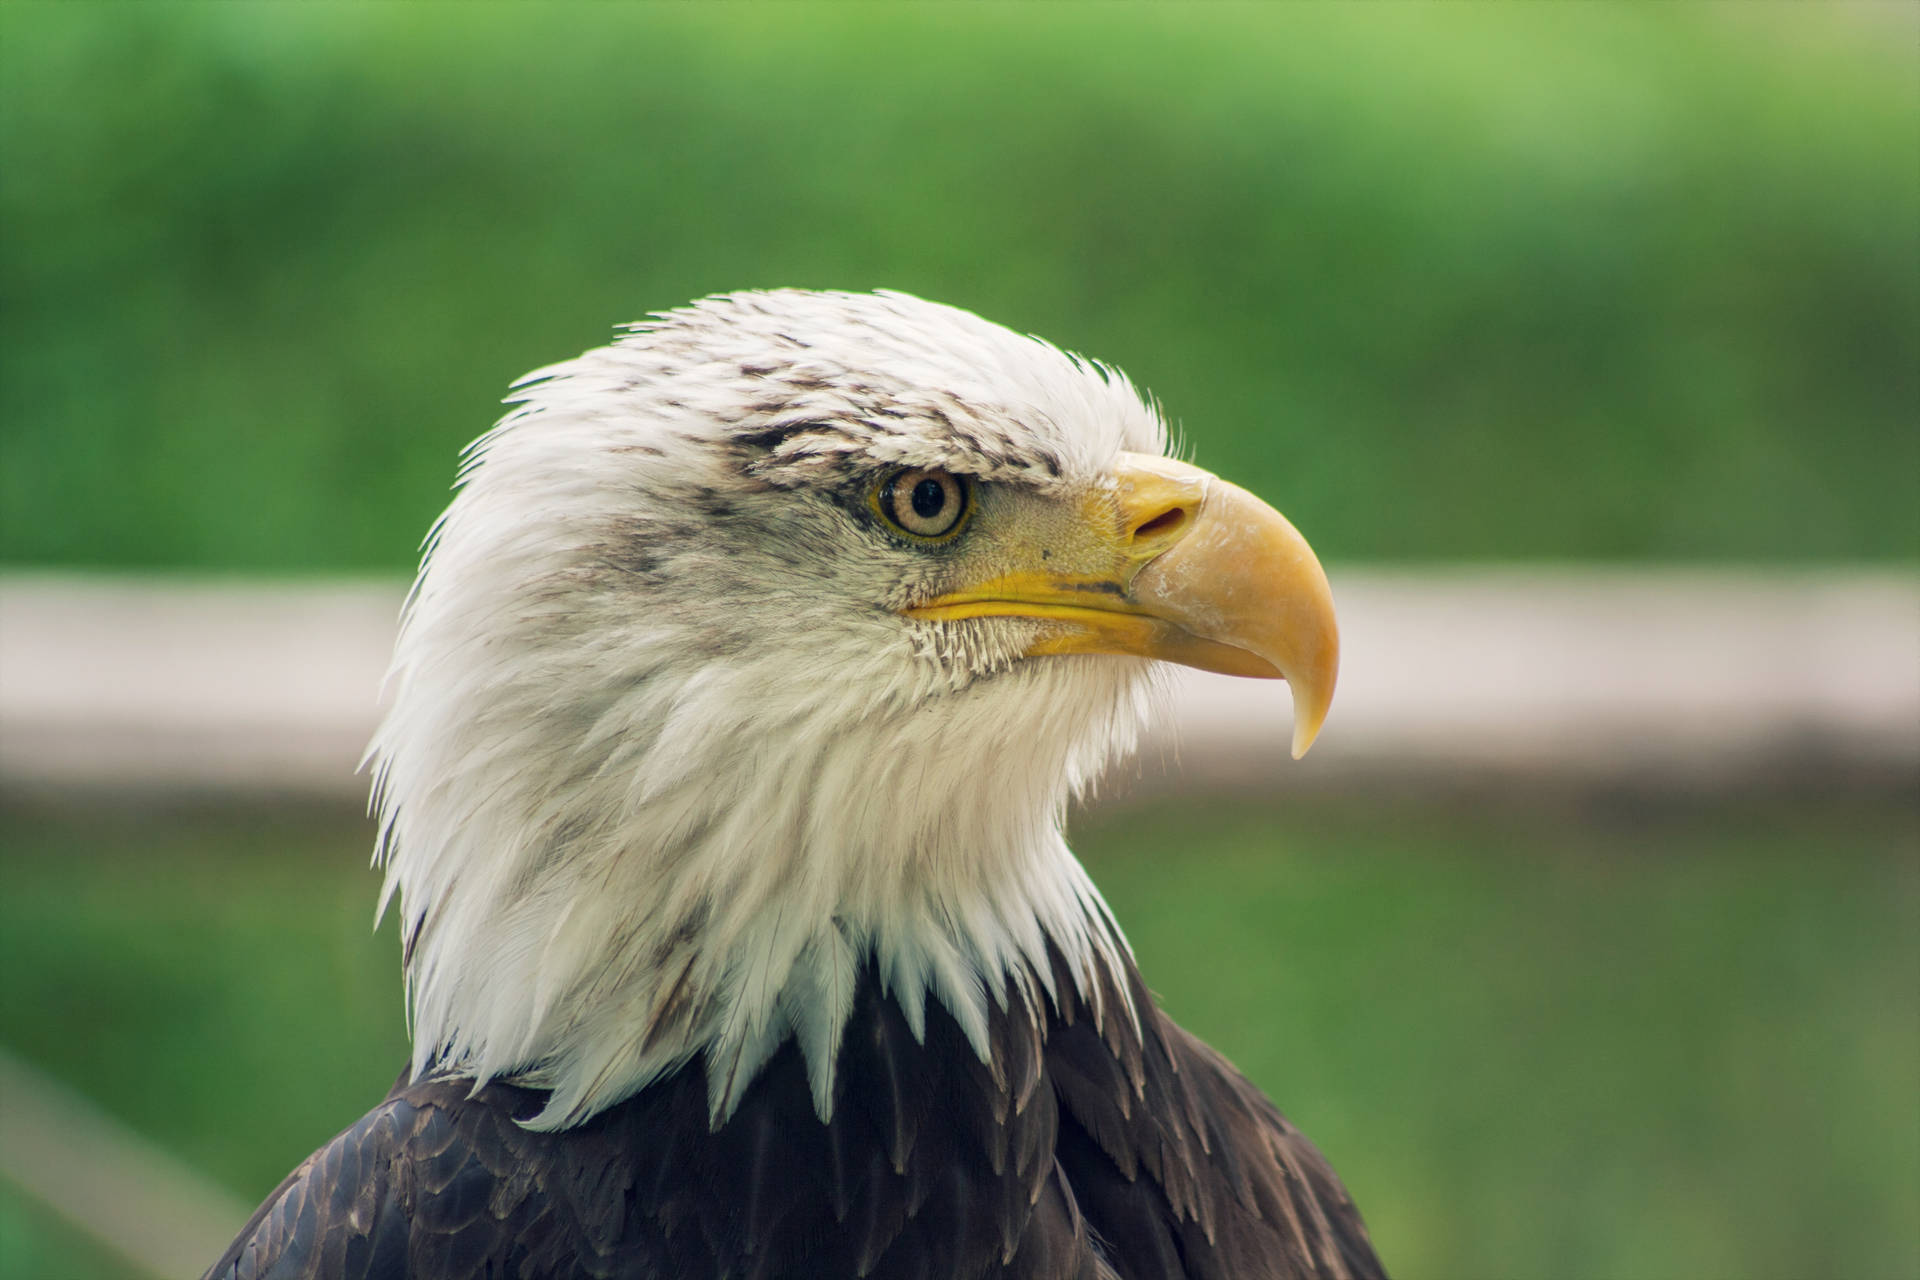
2 569 1915 803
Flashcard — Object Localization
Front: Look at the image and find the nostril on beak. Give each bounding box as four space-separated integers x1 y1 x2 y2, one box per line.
1130 503 1194 546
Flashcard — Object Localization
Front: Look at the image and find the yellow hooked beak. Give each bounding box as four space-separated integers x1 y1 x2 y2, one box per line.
904 453 1339 758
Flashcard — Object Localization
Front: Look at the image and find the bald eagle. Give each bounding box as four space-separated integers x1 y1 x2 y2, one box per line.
207 291 1384 1279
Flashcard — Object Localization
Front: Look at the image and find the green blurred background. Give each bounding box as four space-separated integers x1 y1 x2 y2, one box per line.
5 1 1916 570
2 4 1916 1279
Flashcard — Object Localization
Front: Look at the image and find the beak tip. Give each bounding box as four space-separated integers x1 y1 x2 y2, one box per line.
1286 675 1334 760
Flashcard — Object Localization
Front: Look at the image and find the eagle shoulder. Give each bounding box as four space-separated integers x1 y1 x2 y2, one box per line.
205 971 1115 1280
1045 953 1386 1280
203 1074 657 1280
207 959 1381 1280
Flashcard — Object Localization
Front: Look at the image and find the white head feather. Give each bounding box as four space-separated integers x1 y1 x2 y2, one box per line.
370 290 1169 1128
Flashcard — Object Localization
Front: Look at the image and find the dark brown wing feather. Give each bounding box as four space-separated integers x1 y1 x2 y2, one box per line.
205 967 1109 1280
1045 949 1386 1280
206 956 1382 1279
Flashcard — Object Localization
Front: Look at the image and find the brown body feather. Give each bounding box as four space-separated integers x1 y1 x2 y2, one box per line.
207 955 1383 1280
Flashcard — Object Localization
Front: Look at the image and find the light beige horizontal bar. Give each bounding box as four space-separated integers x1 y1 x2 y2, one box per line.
2 569 1914 800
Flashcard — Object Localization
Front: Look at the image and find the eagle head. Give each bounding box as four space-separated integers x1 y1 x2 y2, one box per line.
369 290 1337 1128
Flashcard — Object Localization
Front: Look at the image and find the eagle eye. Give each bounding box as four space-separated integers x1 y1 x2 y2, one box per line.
875 468 971 541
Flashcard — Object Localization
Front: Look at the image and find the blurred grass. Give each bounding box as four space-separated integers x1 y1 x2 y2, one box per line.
3 3 1917 572
0 1183 127 1280
1 793 1915 1280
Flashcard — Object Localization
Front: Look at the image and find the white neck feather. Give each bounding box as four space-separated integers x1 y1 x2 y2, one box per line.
374 647 1151 1128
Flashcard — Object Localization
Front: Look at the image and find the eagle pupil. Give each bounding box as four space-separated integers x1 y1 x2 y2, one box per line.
911 478 946 519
